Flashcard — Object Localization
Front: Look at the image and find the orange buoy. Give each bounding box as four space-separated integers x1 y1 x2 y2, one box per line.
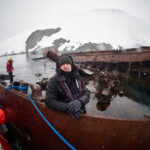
0 109 6 125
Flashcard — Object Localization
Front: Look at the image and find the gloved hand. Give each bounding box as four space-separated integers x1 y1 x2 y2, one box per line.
67 100 82 112
67 109 82 119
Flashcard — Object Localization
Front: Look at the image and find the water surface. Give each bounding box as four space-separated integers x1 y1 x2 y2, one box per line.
0 53 150 120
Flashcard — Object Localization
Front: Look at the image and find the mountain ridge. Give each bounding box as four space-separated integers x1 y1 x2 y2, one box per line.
0 9 150 56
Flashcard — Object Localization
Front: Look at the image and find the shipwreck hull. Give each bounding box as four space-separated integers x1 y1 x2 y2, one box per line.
0 84 150 150
69 47 150 63
66 47 150 80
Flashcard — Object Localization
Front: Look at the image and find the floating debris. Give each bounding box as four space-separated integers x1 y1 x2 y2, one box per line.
35 73 42 77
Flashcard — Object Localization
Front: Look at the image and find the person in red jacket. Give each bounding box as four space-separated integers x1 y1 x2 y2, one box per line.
6 57 14 84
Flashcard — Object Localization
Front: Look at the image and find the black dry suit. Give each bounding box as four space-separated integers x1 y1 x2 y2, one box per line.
45 55 90 113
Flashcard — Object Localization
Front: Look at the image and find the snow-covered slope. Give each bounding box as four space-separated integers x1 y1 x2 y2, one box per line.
0 29 33 55
60 9 150 48
0 9 150 56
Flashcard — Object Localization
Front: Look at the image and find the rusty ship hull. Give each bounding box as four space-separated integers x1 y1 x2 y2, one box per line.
68 47 150 63
66 47 150 78
0 83 150 150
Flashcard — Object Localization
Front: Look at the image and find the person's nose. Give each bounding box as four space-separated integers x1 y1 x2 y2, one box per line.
64 63 67 67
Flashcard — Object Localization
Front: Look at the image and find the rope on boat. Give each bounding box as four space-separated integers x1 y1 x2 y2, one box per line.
4 85 28 99
4 84 76 150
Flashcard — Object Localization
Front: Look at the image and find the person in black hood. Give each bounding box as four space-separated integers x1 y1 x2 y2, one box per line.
45 54 90 119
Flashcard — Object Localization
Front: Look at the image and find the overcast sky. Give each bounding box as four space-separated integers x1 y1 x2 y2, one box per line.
0 0 150 41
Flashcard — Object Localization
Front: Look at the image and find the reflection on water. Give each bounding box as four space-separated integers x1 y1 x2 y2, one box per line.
128 81 150 107
86 74 150 120
96 101 110 111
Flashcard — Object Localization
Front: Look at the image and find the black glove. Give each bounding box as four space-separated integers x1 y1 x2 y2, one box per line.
67 110 82 119
67 100 82 112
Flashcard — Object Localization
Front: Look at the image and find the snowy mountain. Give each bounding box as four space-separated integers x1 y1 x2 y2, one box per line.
0 9 150 56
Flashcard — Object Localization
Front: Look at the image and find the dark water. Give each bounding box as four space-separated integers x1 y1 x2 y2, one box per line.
0 53 150 120
86 78 150 120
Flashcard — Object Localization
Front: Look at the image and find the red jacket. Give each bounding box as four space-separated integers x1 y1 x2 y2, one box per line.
7 60 13 73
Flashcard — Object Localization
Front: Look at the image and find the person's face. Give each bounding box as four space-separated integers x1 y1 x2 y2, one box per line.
60 63 72 72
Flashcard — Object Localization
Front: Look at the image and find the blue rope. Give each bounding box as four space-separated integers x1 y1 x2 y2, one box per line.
4 85 28 99
4 84 76 150
26 87 76 150
6 85 28 90
7 87 12 90
12 85 28 90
